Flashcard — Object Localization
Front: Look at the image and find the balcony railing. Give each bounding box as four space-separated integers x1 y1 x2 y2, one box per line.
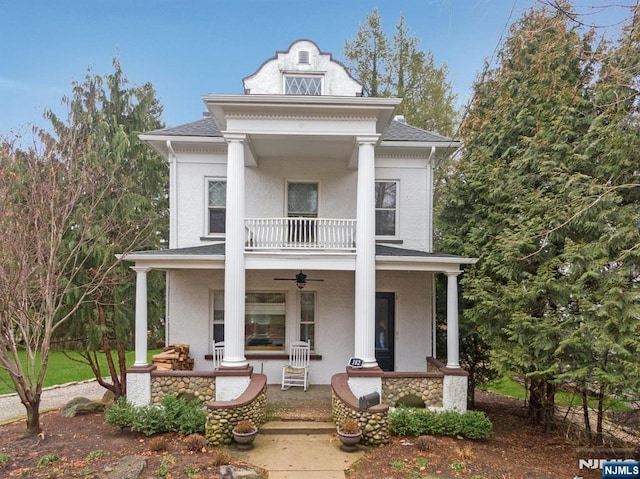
245 218 356 251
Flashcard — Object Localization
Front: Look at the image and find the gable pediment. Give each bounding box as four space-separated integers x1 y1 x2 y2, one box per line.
243 39 363 96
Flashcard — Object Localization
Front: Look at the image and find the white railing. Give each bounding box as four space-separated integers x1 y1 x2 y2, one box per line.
245 218 356 251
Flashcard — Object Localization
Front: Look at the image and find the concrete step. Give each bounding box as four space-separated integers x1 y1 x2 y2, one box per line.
260 421 336 435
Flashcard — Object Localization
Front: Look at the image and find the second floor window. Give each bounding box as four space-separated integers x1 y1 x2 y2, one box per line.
375 181 397 237
285 76 322 95
208 179 226 234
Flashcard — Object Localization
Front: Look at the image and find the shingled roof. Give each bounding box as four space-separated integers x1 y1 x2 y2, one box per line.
145 116 453 143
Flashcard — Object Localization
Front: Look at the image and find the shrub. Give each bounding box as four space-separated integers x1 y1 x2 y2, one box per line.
210 450 232 467
0 453 10 467
105 394 206 436
338 418 361 434
183 433 207 452
233 419 257 434
414 435 436 452
131 404 166 436
148 436 168 452
460 411 494 439
389 407 492 440
104 397 137 430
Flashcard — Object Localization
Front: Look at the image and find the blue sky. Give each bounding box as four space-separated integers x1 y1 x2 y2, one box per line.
0 1 635 137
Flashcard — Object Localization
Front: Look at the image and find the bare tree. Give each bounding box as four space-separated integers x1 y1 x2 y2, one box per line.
0 118 155 434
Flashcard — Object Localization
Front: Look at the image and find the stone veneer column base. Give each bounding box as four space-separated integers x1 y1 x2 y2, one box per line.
443 374 468 412
127 365 154 407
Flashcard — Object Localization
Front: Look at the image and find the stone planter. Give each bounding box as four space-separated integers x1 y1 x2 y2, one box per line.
232 429 258 450
337 430 362 452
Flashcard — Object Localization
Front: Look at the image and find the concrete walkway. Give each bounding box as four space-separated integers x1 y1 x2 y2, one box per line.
232 429 363 479
0 379 105 424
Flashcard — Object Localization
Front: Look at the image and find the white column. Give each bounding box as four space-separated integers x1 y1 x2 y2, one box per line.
446 271 462 368
222 134 248 368
354 136 379 368
132 266 151 366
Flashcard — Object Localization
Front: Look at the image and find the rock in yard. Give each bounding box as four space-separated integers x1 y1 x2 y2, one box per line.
220 465 262 479
62 397 106 417
108 455 146 479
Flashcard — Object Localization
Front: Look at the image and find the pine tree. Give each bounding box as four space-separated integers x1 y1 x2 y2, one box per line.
344 9 457 135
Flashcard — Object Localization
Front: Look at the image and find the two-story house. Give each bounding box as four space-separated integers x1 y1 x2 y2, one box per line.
123 39 474 411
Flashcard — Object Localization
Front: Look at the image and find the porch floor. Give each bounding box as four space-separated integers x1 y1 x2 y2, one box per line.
265 384 332 422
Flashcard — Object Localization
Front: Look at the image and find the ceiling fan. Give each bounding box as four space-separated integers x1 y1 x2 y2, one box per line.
274 271 324 289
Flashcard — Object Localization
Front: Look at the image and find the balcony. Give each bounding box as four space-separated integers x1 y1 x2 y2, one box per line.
245 218 356 251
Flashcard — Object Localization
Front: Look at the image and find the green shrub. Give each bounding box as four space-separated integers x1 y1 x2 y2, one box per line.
460 410 494 439
389 407 492 440
105 394 206 436
105 397 137 430
0 452 10 466
161 395 206 435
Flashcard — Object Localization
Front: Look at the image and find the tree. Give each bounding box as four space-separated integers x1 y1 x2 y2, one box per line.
50 59 168 399
344 9 458 135
0 61 166 433
436 1 639 440
436 3 598 431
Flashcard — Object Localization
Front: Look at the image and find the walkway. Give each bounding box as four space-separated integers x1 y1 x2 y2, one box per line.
232 385 364 479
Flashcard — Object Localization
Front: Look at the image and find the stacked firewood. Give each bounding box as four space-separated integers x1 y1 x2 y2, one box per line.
152 344 194 371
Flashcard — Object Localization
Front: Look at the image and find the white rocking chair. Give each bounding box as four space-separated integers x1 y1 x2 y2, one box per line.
213 341 224 369
281 341 310 391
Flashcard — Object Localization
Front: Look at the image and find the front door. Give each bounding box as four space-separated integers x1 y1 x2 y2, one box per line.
375 292 395 371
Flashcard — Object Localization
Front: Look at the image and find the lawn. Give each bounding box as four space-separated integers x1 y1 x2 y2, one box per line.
481 374 633 411
0 349 161 395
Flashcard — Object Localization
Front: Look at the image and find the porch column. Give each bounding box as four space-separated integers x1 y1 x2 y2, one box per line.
132 266 151 366
446 271 462 368
222 134 248 368
354 136 379 368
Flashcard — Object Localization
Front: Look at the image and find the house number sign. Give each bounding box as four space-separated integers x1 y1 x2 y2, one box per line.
348 357 364 368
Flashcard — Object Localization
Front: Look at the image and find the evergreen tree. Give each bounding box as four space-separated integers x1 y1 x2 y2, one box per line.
344 9 457 135
436 3 599 431
50 59 168 398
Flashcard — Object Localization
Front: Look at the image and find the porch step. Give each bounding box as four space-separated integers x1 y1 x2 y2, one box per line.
260 421 336 435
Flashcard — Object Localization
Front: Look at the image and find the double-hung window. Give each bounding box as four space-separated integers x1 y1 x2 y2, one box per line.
375 181 398 237
207 179 226 235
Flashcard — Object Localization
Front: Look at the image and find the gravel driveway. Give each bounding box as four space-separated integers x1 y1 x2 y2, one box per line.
0 380 106 423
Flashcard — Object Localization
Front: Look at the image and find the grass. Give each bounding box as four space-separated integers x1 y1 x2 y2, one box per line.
0 349 162 395
481 375 633 411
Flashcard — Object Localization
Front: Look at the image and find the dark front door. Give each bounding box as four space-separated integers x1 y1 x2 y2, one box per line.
375 292 395 371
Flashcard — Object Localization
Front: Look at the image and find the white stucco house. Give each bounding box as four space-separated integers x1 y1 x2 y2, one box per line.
123 39 475 412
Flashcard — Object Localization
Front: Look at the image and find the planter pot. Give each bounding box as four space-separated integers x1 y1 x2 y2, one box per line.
232 429 258 450
337 430 362 452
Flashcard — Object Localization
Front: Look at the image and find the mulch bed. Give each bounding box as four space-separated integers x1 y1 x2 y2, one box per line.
1 391 634 478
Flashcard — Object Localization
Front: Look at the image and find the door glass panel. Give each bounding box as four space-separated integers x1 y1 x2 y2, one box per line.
375 293 395 371
288 183 318 217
